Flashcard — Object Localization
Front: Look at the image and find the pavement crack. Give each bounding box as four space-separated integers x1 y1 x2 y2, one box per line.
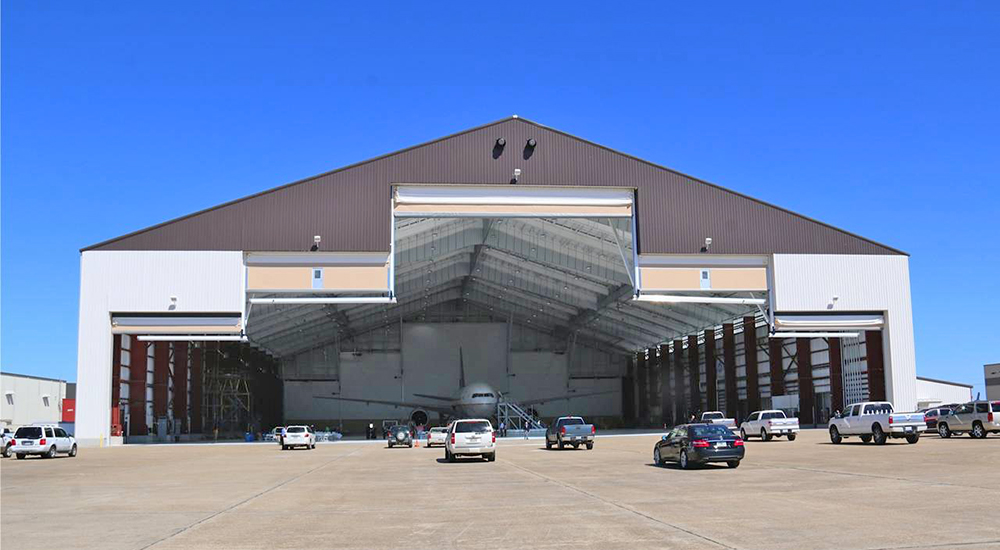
502 460 737 550
137 447 364 549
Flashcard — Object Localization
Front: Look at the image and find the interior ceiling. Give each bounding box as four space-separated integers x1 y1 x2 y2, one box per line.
246 217 762 358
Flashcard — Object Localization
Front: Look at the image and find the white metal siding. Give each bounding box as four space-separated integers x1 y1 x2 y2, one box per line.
0 374 66 428
771 254 917 410
75 251 245 445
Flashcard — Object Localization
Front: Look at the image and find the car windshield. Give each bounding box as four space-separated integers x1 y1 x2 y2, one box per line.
702 413 724 420
14 427 43 438
762 411 786 420
690 425 732 438
455 421 490 433
391 426 407 433
558 418 584 426
286 427 306 433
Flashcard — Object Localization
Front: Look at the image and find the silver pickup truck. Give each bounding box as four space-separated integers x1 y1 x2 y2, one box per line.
545 416 595 450
701 411 737 432
828 401 925 445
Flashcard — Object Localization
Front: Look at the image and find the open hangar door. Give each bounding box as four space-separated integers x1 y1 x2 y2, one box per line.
109 314 281 442
241 185 795 432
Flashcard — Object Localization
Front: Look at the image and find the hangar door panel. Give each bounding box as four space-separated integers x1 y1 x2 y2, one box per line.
393 185 634 218
111 314 242 335
245 253 391 293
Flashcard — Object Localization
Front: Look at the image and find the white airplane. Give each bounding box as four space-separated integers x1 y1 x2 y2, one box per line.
314 348 617 424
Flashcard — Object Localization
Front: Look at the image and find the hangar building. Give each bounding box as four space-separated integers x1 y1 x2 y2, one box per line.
75 117 916 445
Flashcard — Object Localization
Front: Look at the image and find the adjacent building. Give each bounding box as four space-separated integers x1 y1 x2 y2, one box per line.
1 372 71 429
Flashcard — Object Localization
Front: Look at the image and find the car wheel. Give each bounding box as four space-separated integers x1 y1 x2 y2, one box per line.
787 433 797 442
653 447 664 466
972 422 986 439
938 423 951 438
2 443 10 458
282 445 288 450
761 428 771 442
740 428 747 440
679 449 690 470
572 442 580 450
545 439 552 450
829 426 842 444
408 443 413 448
69 444 78 457
727 460 740 469
860 434 872 444
388 443 393 448
46 446 57 459
558 441 565 450
16 453 26 460
872 424 887 445
905 433 920 444
586 442 594 450
447 450 455 463
488 452 496 462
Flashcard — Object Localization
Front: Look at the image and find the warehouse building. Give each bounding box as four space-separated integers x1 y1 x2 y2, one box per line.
75 116 918 445
1 372 73 430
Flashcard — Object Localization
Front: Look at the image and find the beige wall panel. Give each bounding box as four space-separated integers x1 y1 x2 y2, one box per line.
710 268 768 290
247 266 312 290
639 268 701 290
324 266 390 291
111 324 241 335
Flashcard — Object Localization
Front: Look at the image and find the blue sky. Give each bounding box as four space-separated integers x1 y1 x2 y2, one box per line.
2 3 998 397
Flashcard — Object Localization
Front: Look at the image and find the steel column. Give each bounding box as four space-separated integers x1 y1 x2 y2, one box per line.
637 352 649 427
153 342 170 420
111 335 122 412
173 342 189 433
688 334 701 413
723 323 738 420
673 339 685 423
743 316 760 413
796 338 815 425
769 338 784 397
128 339 148 436
190 345 204 433
705 329 718 411
647 347 660 424
659 344 671 427
865 331 886 401
828 337 844 413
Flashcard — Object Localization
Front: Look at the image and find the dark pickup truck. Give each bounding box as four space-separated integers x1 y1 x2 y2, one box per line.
545 416 596 450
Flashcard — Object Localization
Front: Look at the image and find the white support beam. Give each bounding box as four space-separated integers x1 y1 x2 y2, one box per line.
634 294 767 305
250 297 396 305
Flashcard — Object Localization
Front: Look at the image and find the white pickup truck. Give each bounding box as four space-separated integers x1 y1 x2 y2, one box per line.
701 411 737 432
739 410 800 441
828 401 925 445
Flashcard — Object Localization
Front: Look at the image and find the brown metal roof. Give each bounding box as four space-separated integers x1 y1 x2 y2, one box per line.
84 117 905 256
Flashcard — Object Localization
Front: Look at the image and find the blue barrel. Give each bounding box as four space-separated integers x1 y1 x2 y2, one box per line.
244 432 254 442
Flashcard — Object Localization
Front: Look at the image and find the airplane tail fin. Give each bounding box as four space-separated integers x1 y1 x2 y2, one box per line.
459 347 466 388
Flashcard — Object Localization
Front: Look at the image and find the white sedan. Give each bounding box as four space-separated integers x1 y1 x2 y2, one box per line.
426 427 448 447
281 426 316 450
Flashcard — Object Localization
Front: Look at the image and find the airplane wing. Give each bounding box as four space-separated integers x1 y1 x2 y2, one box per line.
518 389 619 407
312 395 455 416
412 393 454 401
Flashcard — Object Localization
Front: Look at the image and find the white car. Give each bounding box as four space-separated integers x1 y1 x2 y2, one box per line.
700 411 737 432
445 419 496 462
2 427 13 458
10 425 78 459
426 427 448 447
280 425 315 450
740 410 800 441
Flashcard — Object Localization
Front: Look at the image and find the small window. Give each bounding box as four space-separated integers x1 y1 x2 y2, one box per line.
313 269 322 279
4 394 12 406
42 396 50 407
975 403 989 414
45 427 55 437
55 428 67 438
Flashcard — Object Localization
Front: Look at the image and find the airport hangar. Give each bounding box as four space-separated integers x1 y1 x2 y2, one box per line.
74 116 916 445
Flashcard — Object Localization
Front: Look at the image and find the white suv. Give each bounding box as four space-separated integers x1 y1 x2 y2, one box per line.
445 419 496 462
280 426 315 450
11 425 78 459
426 427 448 447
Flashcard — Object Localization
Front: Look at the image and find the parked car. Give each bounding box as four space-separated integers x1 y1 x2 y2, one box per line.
936 401 1000 439
739 410 800 441
828 402 925 445
700 411 737 432
280 425 315 450
387 424 413 448
266 426 285 443
10 425 78 459
920 407 953 432
653 423 745 469
426 427 448 448
545 416 596 450
445 418 496 462
2 427 13 458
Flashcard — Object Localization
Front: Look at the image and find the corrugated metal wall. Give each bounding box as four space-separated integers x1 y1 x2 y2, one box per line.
86 118 901 256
